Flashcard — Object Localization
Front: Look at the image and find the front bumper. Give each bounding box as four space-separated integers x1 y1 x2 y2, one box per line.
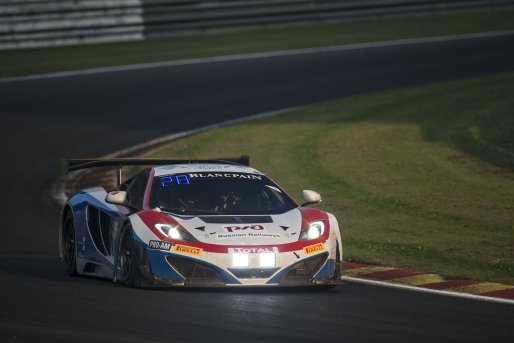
133 240 342 287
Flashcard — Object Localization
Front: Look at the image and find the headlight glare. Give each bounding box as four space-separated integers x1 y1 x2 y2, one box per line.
259 252 276 267
232 253 249 267
154 223 197 242
299 221 325 241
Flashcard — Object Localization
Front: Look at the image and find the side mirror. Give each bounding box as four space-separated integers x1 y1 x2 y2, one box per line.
106 191 127 205
301 190 321 207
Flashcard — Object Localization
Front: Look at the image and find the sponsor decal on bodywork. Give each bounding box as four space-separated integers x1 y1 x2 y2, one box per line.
223 224 264 233
303 243 325 255
217 224 281 239
189 173 262 180
173 244 203 256
149 240 172 251
229 247 276 254
217 232 281 239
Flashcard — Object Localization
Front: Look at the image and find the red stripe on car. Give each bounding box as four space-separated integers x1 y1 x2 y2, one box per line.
137 207 331 253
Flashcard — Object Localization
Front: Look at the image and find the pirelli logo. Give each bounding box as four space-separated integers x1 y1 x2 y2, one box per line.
173 244 203 256
303 243 325 255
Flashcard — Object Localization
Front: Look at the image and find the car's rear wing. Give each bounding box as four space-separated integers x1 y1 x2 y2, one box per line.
60 155 250 185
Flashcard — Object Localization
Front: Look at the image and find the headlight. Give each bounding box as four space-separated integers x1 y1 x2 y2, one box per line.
232 253 249 267
259 252 276 267
299 221 325 241
154 224 197 242
231 252 275 267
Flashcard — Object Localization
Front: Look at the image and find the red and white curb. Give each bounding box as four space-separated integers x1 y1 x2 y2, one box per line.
342 261 514 305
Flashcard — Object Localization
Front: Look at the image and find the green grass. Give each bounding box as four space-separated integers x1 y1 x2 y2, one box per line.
2 9 514 78
146 72 514 284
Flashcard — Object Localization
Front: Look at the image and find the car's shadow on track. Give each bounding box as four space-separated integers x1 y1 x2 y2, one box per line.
0 253 104 286
144 285 339 294
0 253 342 293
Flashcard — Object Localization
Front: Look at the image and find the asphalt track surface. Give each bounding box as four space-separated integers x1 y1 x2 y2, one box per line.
1 33 514 342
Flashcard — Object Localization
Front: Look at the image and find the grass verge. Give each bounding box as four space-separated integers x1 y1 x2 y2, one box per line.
2 9 514 78
146 72 514 284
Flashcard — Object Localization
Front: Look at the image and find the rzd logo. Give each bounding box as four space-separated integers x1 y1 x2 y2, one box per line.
224 224 264 233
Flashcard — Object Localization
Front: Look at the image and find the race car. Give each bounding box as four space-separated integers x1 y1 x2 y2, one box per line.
59 156 342 288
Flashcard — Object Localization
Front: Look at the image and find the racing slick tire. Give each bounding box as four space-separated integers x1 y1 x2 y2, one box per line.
117 224 144 288
62 211 77 276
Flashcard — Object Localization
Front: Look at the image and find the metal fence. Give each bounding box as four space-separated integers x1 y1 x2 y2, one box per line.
1 0 513 50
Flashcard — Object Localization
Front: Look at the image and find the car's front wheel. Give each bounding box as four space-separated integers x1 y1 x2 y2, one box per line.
117 224 143 288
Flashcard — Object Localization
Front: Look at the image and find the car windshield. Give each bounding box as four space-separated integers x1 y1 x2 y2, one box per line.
150 172 297 215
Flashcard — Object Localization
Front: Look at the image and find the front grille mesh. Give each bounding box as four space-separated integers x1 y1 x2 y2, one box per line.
228 268 279 279
166 256 225 286
279 253 328 285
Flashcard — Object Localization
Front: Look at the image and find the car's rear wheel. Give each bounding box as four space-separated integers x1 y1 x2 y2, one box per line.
62 212 77 276
117 224 143 288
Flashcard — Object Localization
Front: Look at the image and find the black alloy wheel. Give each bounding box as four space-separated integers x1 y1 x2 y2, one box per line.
117 224 143 287
118 225 133 283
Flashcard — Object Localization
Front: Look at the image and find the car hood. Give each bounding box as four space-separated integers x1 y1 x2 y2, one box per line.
171 208 302 245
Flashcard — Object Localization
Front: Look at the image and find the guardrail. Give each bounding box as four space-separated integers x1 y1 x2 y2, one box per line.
0 0 145 50
1 0 514 50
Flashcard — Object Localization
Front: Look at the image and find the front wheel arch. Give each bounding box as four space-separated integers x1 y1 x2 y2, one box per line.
116 223 143 288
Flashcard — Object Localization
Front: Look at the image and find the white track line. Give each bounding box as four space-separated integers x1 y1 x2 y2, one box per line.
3 29 514 84
342 276 514 305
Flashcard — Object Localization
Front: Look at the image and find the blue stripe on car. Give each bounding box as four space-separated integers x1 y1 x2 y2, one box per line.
313 258 335 279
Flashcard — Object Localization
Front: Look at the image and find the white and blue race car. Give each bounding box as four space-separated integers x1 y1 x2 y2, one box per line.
59 156 342 287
